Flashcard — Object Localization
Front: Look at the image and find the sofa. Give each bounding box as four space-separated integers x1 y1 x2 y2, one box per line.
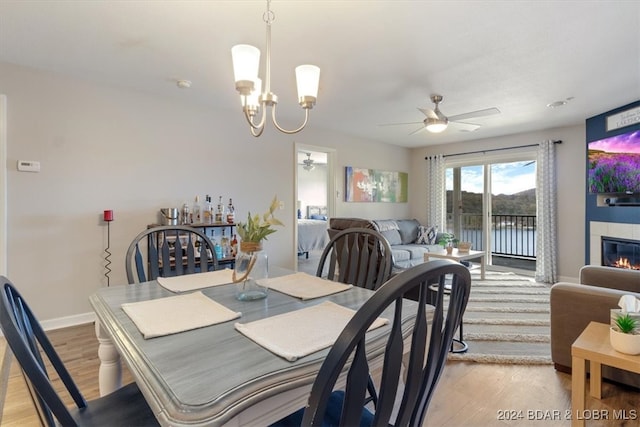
550 265 640 388
328 218 444 270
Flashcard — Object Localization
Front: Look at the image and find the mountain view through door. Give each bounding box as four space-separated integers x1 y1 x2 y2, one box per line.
446 159 537 272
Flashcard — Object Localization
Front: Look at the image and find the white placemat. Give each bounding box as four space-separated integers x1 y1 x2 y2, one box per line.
257 272 352 300
122 291 241 339
234 301 388 361
157 269 234 293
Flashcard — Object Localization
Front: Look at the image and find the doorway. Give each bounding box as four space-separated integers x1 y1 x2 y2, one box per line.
0 95 6 276
445 153 537 273
294 143 335 273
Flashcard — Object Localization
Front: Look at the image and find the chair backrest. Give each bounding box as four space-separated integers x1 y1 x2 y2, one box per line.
125 225 219 284
0 277 86 427
316 227 393 290
302 259 472 427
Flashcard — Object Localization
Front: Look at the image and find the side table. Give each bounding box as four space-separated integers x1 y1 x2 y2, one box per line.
571 321 640 427
424 249 485 280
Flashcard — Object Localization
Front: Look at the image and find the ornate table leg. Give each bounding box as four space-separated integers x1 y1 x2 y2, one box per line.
95 320 122 396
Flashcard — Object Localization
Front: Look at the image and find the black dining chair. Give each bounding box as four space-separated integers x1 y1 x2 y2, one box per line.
0 277 160 427
315 227 394 408
271 259 472 427
316 227 394 291
125 225 219 284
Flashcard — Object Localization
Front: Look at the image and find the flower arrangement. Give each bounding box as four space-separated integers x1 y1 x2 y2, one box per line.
236 195 284 243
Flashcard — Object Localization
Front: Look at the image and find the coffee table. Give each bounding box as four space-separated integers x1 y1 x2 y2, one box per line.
424 248 485 280
571 321 640 427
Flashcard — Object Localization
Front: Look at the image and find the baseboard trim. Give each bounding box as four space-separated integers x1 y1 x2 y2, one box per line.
0 312 95 337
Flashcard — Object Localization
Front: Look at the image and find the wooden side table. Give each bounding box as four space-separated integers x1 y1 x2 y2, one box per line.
571 321 640 427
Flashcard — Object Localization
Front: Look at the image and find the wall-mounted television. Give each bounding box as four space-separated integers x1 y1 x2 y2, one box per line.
588 129 640 194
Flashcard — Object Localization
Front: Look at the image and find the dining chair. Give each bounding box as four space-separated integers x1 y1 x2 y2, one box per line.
125 225 219 284
272 259 472 427
315 227 394 408
0 277 160 427
316 227 393 290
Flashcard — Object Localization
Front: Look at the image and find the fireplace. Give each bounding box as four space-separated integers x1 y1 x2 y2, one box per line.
601 236 640 270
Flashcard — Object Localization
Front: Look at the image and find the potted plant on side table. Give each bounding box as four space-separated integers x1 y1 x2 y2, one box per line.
610 313 640 355
438 233 457 255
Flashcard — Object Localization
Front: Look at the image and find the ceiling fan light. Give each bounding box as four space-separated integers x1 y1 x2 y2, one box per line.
302 153 315 171
425 117 448 133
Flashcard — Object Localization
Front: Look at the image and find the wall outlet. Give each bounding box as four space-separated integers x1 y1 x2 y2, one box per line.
278 201 285 210
17 160 40 172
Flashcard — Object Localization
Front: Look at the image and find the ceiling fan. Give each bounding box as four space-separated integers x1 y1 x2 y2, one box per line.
381 94 500 135
302 153 315 171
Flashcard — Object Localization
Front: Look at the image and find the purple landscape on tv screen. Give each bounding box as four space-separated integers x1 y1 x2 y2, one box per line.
588 129 640 194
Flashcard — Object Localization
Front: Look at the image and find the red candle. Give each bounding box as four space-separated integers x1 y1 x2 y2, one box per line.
103 210 114 222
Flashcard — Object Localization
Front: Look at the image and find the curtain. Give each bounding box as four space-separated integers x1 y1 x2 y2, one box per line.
426 154 446 231
535 140 558 283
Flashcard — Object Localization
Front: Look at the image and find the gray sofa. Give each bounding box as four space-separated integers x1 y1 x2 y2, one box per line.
550 265 640 388
328 218 444 269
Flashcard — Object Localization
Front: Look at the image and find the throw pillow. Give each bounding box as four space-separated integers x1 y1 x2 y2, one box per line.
416 225 438 245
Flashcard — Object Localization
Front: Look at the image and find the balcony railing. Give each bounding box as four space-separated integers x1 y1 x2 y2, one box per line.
449 214 537 260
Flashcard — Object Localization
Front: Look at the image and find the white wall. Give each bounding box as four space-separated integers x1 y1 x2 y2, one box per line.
410 124 586 282
0 61 412 322
297 164 327 217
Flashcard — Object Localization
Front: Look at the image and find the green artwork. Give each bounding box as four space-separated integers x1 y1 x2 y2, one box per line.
345 166 408 202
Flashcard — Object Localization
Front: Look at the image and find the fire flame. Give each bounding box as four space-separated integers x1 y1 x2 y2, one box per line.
613 257 640 270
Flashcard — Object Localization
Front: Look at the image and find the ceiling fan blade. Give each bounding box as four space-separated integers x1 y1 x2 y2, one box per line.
418 107 437 119
378 121 423 127
409 125 428 136
450 121 481 132
448 107 501 122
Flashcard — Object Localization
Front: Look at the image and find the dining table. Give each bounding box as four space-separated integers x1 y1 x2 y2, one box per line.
89 267 420 427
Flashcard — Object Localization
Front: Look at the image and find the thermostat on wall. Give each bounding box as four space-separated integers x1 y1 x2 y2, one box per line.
17 160 41 172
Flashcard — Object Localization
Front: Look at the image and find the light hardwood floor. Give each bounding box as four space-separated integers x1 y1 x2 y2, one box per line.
1 323 638 426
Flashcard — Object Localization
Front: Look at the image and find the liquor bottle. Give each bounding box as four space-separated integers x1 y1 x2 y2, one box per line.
215 196 224 223
220 229 229 258
192 196 201 224
203 195 213 224
226 198 235 224
181 202 190 225
230 233 238 257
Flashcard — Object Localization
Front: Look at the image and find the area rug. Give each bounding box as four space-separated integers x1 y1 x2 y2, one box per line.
447 270 553 365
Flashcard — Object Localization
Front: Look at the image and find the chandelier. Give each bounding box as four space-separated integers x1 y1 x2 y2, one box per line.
231 0 320 137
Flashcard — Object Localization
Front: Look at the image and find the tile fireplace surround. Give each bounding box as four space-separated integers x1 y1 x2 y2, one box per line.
589 221 640 266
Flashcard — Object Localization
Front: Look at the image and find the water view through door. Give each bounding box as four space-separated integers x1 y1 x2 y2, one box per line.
446 159 537 272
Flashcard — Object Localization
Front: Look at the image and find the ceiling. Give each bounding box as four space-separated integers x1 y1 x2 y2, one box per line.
1 1 639 148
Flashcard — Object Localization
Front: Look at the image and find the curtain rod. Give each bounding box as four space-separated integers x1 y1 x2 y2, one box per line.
424 140 562 159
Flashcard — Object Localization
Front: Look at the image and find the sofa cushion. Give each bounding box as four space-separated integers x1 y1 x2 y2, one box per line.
392 244 429 260
416 225 438 245
390 248 411 262
395 219 421 244
373 220 402 245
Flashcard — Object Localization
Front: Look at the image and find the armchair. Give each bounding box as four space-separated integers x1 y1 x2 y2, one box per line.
550 265 640 388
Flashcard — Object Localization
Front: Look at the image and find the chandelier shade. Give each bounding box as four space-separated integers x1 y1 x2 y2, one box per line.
231 45 260 95
231 0 320 137
296 65 321 104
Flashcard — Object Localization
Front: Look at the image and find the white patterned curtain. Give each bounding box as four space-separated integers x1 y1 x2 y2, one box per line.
426 154 446 231
535 140 558 283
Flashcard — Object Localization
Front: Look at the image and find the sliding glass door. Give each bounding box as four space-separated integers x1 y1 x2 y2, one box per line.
446 154 537 271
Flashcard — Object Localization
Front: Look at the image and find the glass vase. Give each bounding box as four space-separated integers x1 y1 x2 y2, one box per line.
233 241 268 301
